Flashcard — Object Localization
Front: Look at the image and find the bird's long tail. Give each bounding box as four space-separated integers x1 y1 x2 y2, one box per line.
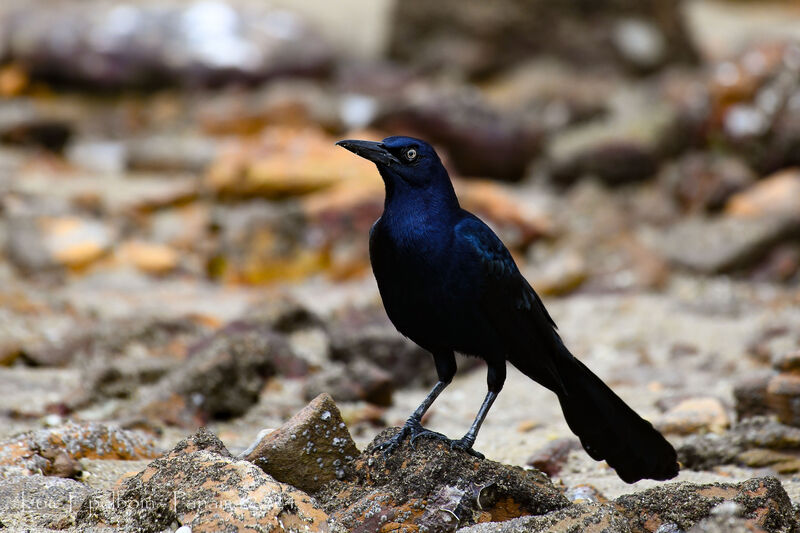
510 340 679 483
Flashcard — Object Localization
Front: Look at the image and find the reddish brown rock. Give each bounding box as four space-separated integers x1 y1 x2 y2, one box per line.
526 438 582 477
527 250 588 296
456 179 553 247
0 99 72 151
0 422 159 476
116 240 179 275
78 427 332 533
662 152 756 213
747 327 797 365
205 127 377 199
773 350 800 373
210 200 331 284
317 428 569 532
734 371 775 421
243 393 360 494
726 169 800 219
210 161 551 285
766 372 800 427
752 244 800 283
197 81 342 135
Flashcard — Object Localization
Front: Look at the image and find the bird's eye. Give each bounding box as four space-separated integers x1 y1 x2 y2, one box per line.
405 148 417 161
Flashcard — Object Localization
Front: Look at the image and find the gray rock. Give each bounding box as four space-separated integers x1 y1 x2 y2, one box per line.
2 1 333 88
652 214 800 274
8 172 199 215
677 417 800 470
209 200 310 283
328 306 439 389
0 475 90 531
456 503 632 533
661 152 756 213
374 85 544 181
125 134 218 173
686 502 766 533
25 315 207 368
0 99 71 152
388 0 696 77
302 359 394 406
614 477 794 533
688 514 767 533
733 371 775 421
125 318 307 427
762 106 800 174
243 393 360 494
244 297 325 334
66 140 127 174
547 96 677 186
78 427 333 533
5 215 115 273
0 367 82 419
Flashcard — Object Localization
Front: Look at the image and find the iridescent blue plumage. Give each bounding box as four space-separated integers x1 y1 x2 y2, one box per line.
336 136 678 483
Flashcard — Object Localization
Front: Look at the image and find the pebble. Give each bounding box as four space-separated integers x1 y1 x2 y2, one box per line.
656 397 730 435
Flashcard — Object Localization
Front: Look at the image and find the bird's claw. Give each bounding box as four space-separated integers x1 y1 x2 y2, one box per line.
375 420 485 459
375 425 410 458
375 419 449 457
450 437 484 459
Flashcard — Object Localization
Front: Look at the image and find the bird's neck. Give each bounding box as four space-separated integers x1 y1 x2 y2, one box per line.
383 179 460 226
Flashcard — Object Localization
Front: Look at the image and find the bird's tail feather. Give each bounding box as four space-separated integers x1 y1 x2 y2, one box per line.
511 341 679 483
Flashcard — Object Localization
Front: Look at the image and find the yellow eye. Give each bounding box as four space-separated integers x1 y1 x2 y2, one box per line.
405 148 417 161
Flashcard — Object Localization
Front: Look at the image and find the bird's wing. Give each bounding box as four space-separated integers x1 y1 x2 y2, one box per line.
454 215 556 328
454 214 565 393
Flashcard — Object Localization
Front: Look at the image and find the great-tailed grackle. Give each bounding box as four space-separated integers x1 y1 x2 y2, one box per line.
336 136 679 483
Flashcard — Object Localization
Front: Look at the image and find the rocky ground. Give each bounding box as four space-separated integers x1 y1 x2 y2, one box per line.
1 0 800 531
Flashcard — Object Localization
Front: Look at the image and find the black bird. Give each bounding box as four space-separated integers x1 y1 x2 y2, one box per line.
336 136 679 483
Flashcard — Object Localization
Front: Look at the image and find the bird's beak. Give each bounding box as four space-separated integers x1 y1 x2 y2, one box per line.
336 139 400 166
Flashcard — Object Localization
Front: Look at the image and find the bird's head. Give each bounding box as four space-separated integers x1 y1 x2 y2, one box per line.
336 136 451 193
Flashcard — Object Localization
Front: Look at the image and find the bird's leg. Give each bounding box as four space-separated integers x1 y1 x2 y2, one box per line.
375 380 450 456
450 362 506 459
376 351 456 456
449 390 497 459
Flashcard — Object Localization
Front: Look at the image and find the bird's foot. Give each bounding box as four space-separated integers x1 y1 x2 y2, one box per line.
375 419 449 457
450 436 484 459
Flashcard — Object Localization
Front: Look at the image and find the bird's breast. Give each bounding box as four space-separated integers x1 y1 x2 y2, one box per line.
369 218 487 352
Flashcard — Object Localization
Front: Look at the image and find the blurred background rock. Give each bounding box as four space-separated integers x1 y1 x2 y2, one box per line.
1 1 800 528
